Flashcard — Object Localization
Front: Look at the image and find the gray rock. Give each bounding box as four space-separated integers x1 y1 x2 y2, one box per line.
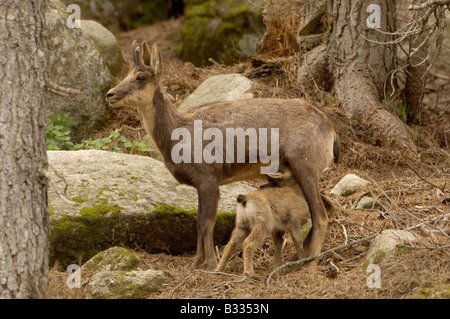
47 150 255 267
48 150 255 215
89 270 169 299
46 0 115 142
330 174 370 197
80 20 124 76
82 247 140 272
363 230 418 269
356 196 380 210
178 74 254 112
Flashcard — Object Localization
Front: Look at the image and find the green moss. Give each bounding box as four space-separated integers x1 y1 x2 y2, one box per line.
362 259 370 271
416 286 450 299
182 0 264 65
49 204 235 269
325 94 336 105
383 98 407 123
72 196 87 203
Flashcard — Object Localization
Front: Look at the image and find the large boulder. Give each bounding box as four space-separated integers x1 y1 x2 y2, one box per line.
80 20 124 76
46 0 115 142
61 0 172 33
47 150 256 267
182 0 265 66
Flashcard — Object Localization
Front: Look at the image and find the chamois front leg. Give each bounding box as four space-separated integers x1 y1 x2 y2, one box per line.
192 183 220 271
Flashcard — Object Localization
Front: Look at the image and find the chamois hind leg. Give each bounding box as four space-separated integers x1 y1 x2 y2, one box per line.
288 160 328 264
271 230 284 268
216 226 249 272
242 221 269 276
290 225 306 260
192 183 220 270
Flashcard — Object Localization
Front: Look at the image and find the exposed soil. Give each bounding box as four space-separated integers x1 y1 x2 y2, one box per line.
47 18 449 299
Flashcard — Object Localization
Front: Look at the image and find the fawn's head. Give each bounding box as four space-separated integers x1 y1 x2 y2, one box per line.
106 40 162 108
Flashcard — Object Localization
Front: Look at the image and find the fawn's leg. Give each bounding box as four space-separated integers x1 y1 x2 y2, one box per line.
290 225 306 260
216 226 248 272
242 221 268 276
271 230 284 268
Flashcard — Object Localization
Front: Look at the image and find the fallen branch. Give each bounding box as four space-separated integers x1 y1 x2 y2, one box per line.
409 0 450 10
266 232 380 286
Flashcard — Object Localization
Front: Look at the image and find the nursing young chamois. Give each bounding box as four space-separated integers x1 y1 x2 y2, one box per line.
216 180 334 276
106 41 340 270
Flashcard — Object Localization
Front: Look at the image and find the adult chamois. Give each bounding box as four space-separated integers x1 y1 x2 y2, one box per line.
106 40 339 270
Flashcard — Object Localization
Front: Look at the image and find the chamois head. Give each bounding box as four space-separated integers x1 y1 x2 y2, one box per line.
106 40 162 108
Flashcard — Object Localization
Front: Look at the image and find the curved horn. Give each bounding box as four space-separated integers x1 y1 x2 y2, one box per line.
132 40 142 66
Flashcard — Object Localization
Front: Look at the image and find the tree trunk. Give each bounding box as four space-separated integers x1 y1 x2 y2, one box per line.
328 0 417 157
0 0 49 298
260 0 301 55
404 0 429 124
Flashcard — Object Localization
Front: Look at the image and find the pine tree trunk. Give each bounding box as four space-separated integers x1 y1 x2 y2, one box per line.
328 0 417 157
260 0 301 55
0 0 49 298
404 0 428 124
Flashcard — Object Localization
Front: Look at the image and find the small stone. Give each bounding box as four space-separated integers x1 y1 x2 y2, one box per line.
363 229 418 269
89 270 169 299
330 174 369 197
356 196 380 210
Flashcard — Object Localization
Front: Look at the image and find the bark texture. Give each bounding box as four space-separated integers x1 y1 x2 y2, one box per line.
276 1 418 157
404 0 428 124
260 0 301 55
328 0 417 156
0 0 49 298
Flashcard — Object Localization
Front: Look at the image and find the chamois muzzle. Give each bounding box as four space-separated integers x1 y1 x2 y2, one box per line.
106 89 120 105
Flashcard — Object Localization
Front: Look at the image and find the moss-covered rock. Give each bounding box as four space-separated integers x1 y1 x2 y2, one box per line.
47 150 254 269
182 0 265 66
89 270 169 299
49 203 235 269
81 246 140 271
363 229 418 270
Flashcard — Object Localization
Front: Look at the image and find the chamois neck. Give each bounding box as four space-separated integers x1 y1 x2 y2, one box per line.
140 86 184 160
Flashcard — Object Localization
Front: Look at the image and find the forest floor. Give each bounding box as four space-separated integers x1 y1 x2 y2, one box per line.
47 18 449 299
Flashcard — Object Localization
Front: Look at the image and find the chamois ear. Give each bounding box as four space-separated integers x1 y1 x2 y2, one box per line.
150 43 162 77
142 41 151 66
131 40 142 66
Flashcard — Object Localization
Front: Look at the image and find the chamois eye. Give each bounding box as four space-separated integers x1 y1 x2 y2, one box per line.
136 74 146 82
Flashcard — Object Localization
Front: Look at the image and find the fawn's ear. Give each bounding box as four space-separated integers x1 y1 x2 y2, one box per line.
237 194 247 207
150 43 162 77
